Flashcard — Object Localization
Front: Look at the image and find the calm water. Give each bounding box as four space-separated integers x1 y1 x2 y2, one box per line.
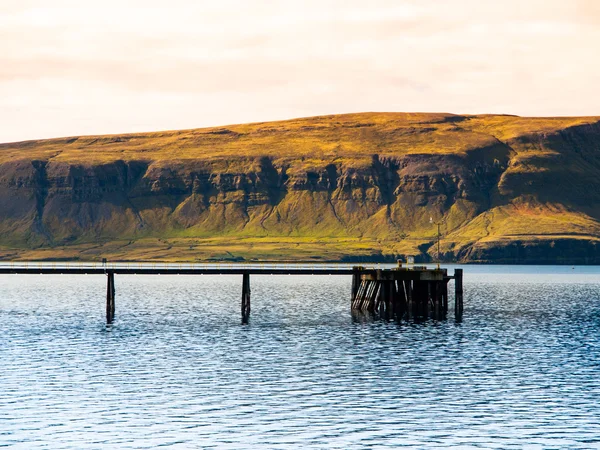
2 265 600 449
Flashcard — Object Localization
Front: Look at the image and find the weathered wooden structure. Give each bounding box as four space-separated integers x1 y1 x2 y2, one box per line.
241 272 251 324
0 263 463 324
106 271 116 323
350 266 463 321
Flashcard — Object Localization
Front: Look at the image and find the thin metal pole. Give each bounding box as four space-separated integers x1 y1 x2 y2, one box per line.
437 222 441 267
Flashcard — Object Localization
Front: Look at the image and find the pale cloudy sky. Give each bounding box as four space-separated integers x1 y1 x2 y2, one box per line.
1 0 599 142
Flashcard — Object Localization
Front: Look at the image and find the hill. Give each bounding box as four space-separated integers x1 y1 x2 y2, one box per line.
1 112 600 263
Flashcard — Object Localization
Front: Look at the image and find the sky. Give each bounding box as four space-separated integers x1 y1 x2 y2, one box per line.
1 0 600 143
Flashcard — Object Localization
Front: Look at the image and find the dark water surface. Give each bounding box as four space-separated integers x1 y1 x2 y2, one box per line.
2 265 600 448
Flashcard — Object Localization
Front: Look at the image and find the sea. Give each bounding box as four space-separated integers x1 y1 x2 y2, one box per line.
2 265 600 449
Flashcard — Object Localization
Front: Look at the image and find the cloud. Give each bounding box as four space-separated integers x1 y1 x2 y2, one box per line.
0 0 599 142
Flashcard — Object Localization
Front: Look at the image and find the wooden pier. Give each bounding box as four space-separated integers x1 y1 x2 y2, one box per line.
0 262 463 324
350 266 462 321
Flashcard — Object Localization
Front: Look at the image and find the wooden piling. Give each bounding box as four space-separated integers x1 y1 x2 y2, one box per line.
411 280 422 318
106 271 115 324
426 281 432 318
405 280 413 319
433 280 440 319
375 280 384 314
352 280 365 310
367 281 380 312
383 280 392 319
422 281 430 318
349 266 461 321
356 280 366 310
390 280 398 319
360 279 368 311
241 272 251 324
373 270 382 313
357 280 369 310
455 268 463 319
359 280 369 309
351 269 360 303
441 278 449 317
396 280 407 321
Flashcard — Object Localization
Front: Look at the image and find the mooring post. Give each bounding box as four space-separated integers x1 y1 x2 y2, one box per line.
241 272 251 324
106 271 115 324
454 268 463 319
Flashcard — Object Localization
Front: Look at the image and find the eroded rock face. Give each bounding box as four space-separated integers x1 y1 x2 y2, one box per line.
0 146 509 246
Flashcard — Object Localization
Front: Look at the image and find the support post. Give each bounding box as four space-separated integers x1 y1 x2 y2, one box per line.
376 279 390 317
356 280 366 310
352 280 366 310
432 281 445 320
241 272 251 324
412 280 422 318
454 268 463 319
368 281 380 313
442 279 449 316
384 280 393 319
371 270 382 313
106 271 115 324
358 280 370 310
360 280 373 311
351 269 360 305
375 281 384 314
426 281 432 318
397 279 407 321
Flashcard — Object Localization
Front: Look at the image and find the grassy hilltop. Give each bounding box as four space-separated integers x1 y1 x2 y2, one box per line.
1 112 600 263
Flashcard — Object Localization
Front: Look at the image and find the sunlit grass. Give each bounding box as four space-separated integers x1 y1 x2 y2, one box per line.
2 112 600 261
3 112 596 166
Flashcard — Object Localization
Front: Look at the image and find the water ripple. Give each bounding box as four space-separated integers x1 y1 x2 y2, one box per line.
1 271 600 448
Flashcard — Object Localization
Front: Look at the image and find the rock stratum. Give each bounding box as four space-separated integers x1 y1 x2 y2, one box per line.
1 112 600 263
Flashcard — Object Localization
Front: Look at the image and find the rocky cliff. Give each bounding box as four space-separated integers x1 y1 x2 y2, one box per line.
1 112 600 263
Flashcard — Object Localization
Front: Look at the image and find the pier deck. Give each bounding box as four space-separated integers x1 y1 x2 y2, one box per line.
0 262 356 276
0 262 463 324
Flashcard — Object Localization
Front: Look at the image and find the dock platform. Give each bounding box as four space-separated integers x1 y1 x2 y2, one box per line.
0 262 463 324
